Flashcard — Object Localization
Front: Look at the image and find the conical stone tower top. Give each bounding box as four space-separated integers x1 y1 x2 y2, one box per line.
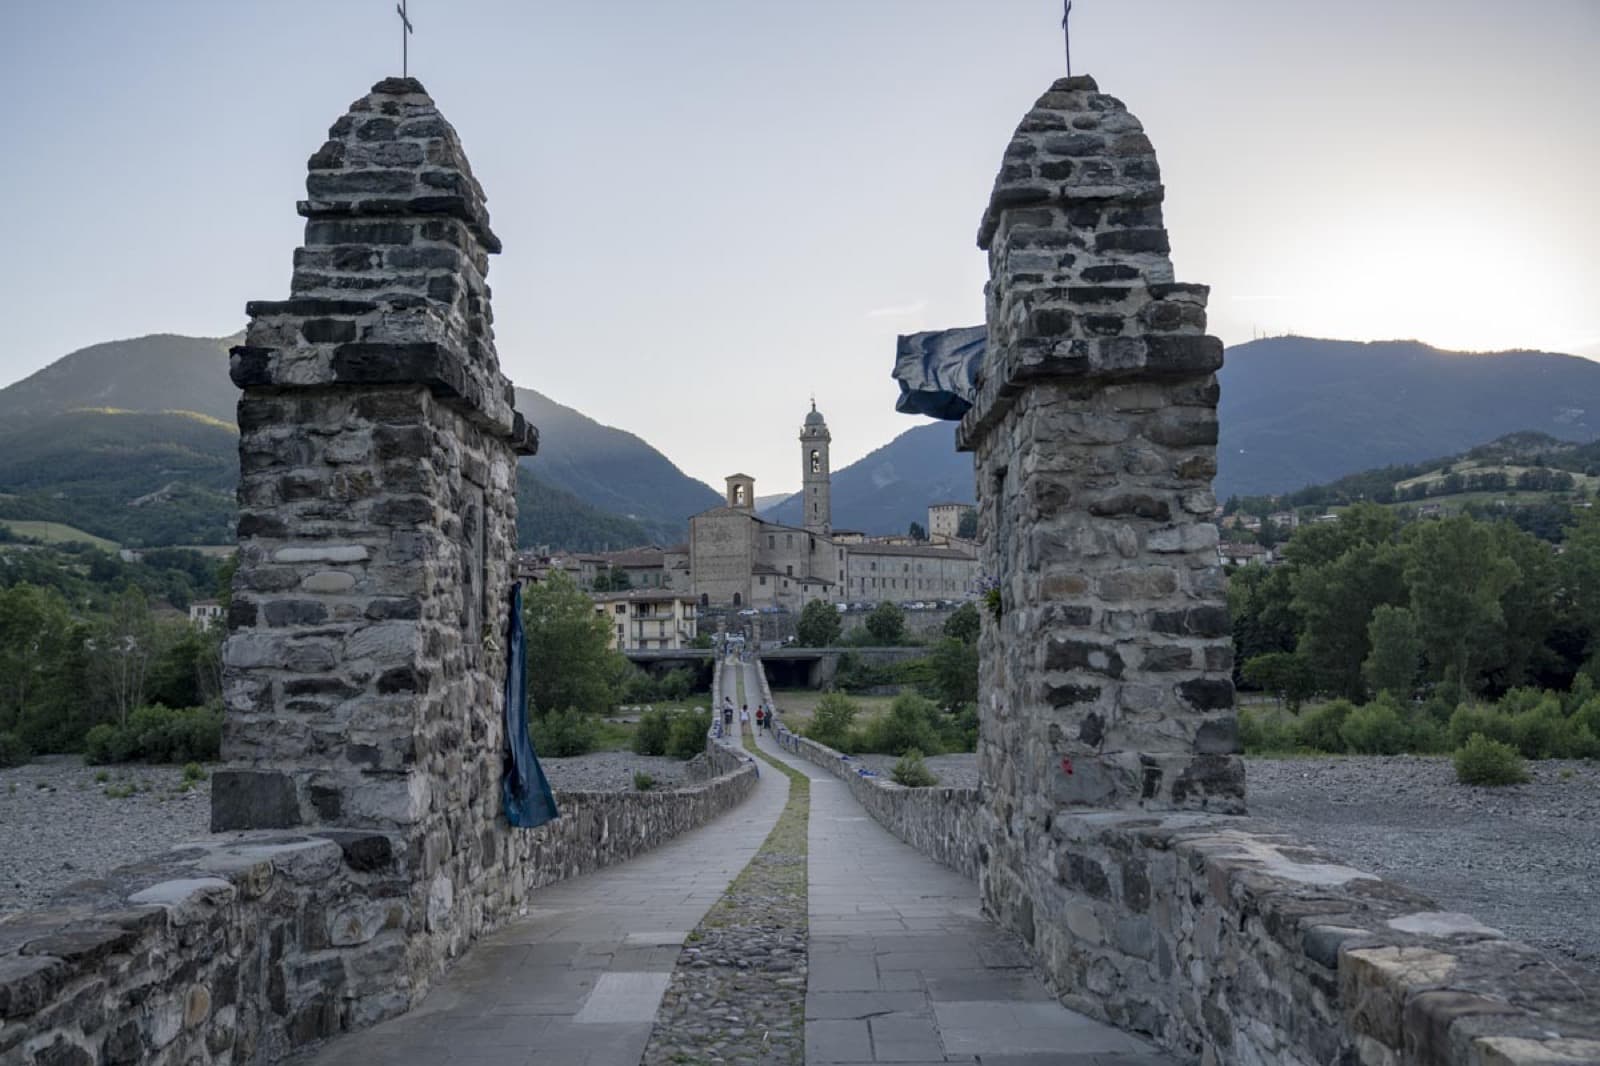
233 77 534 451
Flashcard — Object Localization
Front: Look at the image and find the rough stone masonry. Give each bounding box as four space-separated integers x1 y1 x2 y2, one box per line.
218 75 537 991
956 73 1243 947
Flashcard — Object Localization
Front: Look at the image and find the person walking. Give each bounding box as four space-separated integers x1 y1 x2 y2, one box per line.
740 705 750 733
754 707 765 731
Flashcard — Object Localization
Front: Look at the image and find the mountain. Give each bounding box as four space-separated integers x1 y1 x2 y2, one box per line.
0 334 240 425
0 333 719 550
511 389 720 545
762 422 975 535
0 408 238 547
1216 337 1600 499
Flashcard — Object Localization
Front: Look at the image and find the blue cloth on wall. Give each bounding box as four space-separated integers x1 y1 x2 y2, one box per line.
502 582 559 828
892 325 987 421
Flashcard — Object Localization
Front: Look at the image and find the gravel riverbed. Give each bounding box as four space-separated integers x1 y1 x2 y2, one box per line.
0 751 703 914
1248 755 1600 970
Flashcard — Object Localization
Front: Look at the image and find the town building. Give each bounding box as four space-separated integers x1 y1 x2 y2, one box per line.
927 502 975 543
592 589 700 651
189 600 224 630
686 403 978 610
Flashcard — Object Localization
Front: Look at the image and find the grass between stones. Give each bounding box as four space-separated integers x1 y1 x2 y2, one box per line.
640 718 811 1066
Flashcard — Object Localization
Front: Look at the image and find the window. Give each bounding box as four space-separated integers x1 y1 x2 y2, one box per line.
768 535 775 549
760 576 767 586
786 534 793 548
810 450 821 473
734 485 746 505
786 565 793 576
615 605 626 615
733 593 742 606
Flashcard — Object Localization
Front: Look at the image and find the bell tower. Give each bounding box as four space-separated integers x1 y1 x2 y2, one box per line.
801 399 831 536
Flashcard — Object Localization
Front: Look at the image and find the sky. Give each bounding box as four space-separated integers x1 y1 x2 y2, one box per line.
2 0 1597 494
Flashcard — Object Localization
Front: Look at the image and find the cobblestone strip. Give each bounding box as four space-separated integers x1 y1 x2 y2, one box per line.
640 704 810 1065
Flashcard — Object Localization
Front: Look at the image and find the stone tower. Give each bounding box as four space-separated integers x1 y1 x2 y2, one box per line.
216 77 536 989
956 77 1243 952
726 473 756 510
801 401 832 536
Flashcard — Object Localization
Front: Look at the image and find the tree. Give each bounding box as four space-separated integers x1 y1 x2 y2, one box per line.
0 584 75 739
1291 540 1407 700
1361 606 1422 698
1403 516 1518 694
929 637 979 710
865 601 906 645
957 509 978 539
592 567 631 592
1241 652 1316 712
908 522 928 542
89 588 156 727
522 572 627 717
943 602 981 645
797 599 842 647
1483 521 1558 691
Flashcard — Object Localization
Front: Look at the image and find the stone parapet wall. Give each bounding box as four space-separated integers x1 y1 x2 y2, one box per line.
772 726 981 882
1033 810 1600 1066
0 749 757 1065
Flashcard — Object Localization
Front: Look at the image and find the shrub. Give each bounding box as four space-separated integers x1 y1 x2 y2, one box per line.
857 694 944 757
1339 697 1410 755
1406 716 1450 754
665 709 712 760
633 710 673 757
940 704 979 753
181 762 206 784
1238 708 1299 753
891 749 938 787
633 772 655 792
122 705 222 764
1295 700 1354 753
530 708 598 758
0 731 31 769
1454 734 1530 787
1509 706 1569 759
805 693 860 751
82 704 219 765
1448 705 1516 750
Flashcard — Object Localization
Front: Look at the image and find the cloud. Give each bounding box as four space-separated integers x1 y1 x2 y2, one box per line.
866 299 929 319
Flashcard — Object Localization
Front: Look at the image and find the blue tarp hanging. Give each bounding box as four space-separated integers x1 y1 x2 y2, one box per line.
892 325 987 421
502 582 559 828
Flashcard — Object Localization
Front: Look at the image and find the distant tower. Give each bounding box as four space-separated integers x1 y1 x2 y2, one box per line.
801 400 832 536
726 473 756 511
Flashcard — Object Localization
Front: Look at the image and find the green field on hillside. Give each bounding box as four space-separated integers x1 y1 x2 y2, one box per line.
0 520 119 551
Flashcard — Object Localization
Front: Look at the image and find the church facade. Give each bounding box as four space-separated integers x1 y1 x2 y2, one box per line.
687 404 978 610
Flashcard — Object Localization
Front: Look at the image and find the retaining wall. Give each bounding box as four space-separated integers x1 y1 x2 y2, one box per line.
0 745 755 1065
773 724 1600 1065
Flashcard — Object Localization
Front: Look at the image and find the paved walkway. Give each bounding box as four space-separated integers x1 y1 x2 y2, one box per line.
293 656 1179 1064
292 665 782 1066
740 659 1178 1066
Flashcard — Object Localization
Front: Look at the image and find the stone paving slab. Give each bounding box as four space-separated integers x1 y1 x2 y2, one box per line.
739 659 1185 1066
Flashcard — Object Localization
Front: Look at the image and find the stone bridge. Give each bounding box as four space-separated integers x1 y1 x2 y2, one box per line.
2 76 1597 1066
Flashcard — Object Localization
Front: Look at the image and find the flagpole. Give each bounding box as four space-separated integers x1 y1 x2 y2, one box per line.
1063 1 1073 77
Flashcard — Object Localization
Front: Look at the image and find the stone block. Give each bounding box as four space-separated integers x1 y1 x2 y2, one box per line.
211 770 302 831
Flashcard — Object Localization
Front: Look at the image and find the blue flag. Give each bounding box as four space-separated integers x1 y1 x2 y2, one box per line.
502 582 559 828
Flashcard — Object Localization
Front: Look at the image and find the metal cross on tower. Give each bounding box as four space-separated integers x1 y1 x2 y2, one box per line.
396 0 415 78
1062 0 1074 77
